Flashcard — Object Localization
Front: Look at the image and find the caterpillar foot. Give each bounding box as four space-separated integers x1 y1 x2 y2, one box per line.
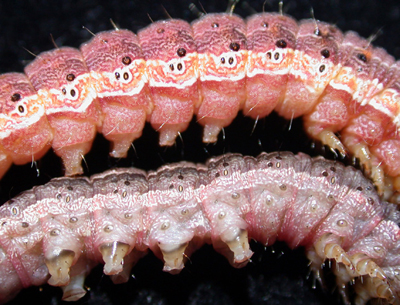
99 241 130 275
314 233 354 271
159 242 189 274
351 253 387 281
109 249 147 284
61 272 86 301
45 249 75 286
318 130 347 158
354 276 396 305
343 137 385 195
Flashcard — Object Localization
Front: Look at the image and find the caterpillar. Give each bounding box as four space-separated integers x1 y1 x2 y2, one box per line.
1 0 400 200
2 151 400 305
2 1 400 304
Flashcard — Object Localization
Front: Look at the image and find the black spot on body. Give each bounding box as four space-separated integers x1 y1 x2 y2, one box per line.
229 42 240 51
11 93 21 102
66 74 75 81
357 53 367 62
177 48 186 57
122 56 132 65
276 39 287 48
321 49 330 58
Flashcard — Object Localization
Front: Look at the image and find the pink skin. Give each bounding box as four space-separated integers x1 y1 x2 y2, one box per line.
371 139 400 176
0 73 53 165
138 20 199 145
81 30 152 157
302 31 374 137
304 86 351 137
25 47 101 176
245 13 298 119
275 20 343 119
336 45 397 154
192 14 247 142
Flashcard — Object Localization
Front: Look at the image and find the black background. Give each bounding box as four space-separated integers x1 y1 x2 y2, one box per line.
0 0 400 304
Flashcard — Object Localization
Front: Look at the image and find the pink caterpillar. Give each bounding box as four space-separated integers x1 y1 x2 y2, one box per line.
1 151 400 305
1 1 400 198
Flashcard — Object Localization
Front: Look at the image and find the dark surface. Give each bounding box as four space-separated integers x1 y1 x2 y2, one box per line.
0 0 399 304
